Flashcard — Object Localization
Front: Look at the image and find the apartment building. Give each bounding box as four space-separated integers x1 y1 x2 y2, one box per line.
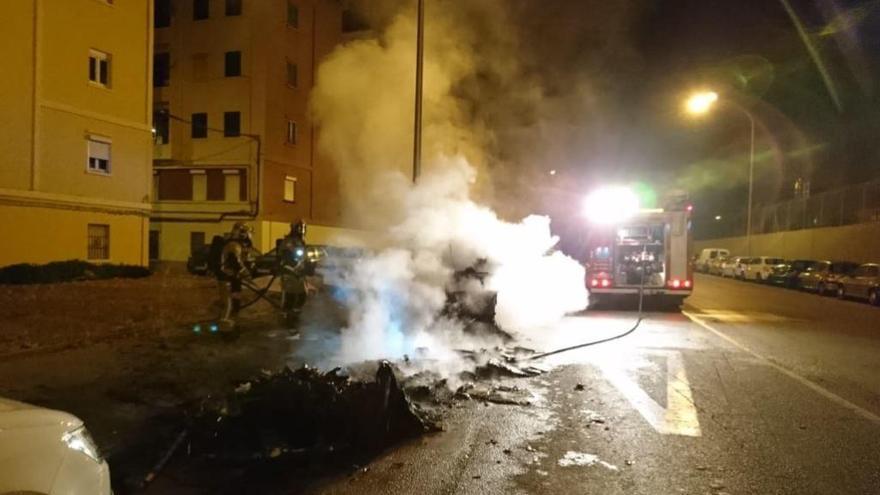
0 0 154 267
150 0 351 262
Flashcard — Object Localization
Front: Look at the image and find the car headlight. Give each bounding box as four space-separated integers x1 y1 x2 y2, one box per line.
63 426 102 462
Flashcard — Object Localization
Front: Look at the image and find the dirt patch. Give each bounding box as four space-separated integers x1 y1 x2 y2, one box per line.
0 270 220 356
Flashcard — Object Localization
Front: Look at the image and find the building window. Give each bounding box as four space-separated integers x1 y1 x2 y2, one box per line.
225 0 242 16
154 52 170 87
87 224 110 260
204 169 247 201
287 2 298 27
224 51 241 77
224 111 240 137
88 50 110 87
191 113 208 138
284 176 296 202
190 232 206 255
206 169 224 200
87 137 111 174
155 0 171 27
193 0 209 20
286 120 296 144
157 169 194 200
153 105 169 144
286 61 297 87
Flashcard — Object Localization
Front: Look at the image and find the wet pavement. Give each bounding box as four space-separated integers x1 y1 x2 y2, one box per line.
313 274 880 494
2 273 879 493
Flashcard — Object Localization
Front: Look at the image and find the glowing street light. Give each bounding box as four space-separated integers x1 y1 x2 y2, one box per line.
715 215 722 221
549 169 557 176
684 90 757 255
582 186 640 224
684 91 718 116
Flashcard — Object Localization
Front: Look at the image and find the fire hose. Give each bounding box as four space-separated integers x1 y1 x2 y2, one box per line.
527 244 648 361
239 275 281 310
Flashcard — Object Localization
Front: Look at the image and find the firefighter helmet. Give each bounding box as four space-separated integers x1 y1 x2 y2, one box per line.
291 220 307 239
231 222 252 240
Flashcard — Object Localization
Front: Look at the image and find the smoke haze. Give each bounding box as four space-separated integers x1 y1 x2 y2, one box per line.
309 0 589 371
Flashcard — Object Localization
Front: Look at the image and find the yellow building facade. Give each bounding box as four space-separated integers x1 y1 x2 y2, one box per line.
150 0 352 262
0 0 153 267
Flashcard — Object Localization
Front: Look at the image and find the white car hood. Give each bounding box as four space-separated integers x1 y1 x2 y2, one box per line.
0 397 81 429
0 397 39 412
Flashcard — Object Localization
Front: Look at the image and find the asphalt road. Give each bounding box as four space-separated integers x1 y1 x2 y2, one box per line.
314 273 880 494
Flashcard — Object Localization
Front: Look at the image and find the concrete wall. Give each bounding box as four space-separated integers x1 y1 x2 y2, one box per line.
1 202 148 267
695 223 880 263
151 220 372 262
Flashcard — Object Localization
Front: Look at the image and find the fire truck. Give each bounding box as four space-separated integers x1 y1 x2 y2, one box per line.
583 195 693 307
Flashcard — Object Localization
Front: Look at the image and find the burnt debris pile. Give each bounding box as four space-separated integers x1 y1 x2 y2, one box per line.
189 362 438 463
117 362 441 493
115 347 547 492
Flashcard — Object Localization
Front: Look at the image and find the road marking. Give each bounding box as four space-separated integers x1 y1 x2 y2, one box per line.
598 350 702 437
683 310 880 425
695 309 794 323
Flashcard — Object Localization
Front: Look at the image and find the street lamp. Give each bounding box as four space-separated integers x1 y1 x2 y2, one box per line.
685 90 757 255
684 91 718 116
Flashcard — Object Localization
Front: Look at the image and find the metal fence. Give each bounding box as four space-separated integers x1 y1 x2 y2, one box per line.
752 180 880 235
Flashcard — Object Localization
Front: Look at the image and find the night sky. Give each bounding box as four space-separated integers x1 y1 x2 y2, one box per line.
504 0 880 237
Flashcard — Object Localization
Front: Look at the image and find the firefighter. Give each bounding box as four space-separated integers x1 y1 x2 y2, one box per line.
216 222 257 327
277 220 314 326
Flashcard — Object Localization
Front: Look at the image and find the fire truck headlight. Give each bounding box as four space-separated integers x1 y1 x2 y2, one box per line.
582 186 640 224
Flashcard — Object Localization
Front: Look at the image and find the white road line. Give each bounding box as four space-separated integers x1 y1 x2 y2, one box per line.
597 350 702 437
683 310 880 425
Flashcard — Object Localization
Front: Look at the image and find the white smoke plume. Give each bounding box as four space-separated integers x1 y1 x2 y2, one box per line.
319 158 587 373
308 0 588 372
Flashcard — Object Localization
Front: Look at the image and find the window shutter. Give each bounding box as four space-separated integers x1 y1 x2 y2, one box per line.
91 140 110 161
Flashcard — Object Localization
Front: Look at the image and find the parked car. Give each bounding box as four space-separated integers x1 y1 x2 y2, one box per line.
721 256 747 278
695 248 730 273
836 263 880 305
253 245 328 276
766 259 818 288
743 256 786 282
187 244 212 275
707 255 729 275
798 260 860 295
0 397 111 494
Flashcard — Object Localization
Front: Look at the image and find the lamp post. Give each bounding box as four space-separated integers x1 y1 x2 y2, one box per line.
685 91 756 255
412 0 425 183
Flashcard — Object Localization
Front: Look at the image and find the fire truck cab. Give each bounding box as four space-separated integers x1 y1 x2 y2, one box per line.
584 201 693 308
